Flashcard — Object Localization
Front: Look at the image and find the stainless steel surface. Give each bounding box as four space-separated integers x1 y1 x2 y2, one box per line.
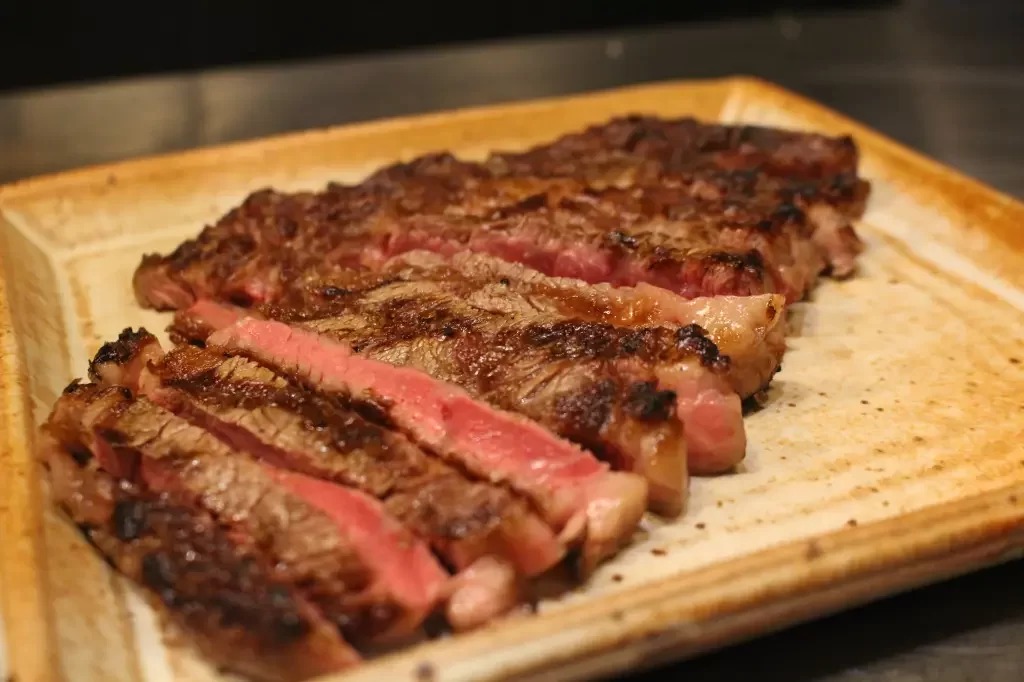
1 0 1022 680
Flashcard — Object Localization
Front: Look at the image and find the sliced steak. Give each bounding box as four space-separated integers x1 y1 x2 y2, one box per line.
133 181 772 310
174 285 737 514
365 147 865 281
89 330 566 581
355 166 820 301
132 117 868 312
188 313 647 574
367 251 786 398
485 116 868 276
132 184 377 311
362 205 771 302
37 429 358 682
47 381 448 645
259 272 745 481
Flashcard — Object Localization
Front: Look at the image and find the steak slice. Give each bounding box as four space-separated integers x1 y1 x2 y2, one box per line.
189 313 648 574
356 147 866 284
484 116 868 277
90 330 566 581
258 271 745 481
47 381 448 645
132 118 868 312
368 251 786 399
363 203 771 301
132 181 772 310
37 429 358 682
356 163 822 301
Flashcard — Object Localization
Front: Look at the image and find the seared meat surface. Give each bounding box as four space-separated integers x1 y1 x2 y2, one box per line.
486 116 867 199
484 117 868 278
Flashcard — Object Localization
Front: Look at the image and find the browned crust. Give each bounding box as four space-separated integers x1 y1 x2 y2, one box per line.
88 328 161 381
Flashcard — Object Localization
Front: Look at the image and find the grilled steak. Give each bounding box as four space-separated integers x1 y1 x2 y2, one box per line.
45 381 448 645
362 118 868 277
358 163 820 301
89 329 566 582
38 429 358 682
132 180 765 310
484 116 868 276
173 281 740 512
132 117 867 312
259 271 744 480
365 251 786 399
485 116 866 196
131 174 814 311
39 114 873 680
184 312 648 573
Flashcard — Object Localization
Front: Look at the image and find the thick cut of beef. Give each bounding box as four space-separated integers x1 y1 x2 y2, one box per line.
185 313 648 574
362 199 772 301
359 161 824 301
132 117 868 313
38 429 358 682
257 271 745 481
484 117 868 277
173 286 736 514
89 330 565 593
365 251 786 399
132 185 381 311
131 173 806 310
45 381 448 645
133 180 773 310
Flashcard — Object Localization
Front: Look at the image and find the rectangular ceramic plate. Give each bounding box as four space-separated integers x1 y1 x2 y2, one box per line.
2 77 1024 682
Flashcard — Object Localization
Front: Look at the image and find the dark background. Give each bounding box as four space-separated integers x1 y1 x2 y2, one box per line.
0 1 891 92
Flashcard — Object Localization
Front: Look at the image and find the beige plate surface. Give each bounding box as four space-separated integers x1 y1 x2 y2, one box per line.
2 77 1024 682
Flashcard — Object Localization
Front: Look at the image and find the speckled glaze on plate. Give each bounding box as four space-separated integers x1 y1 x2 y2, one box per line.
1 77 1023 682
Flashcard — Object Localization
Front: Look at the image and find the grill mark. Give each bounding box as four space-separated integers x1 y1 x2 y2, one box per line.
88 328 158 381
295 288 727 372
675 324 731 373
121 506 323 644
